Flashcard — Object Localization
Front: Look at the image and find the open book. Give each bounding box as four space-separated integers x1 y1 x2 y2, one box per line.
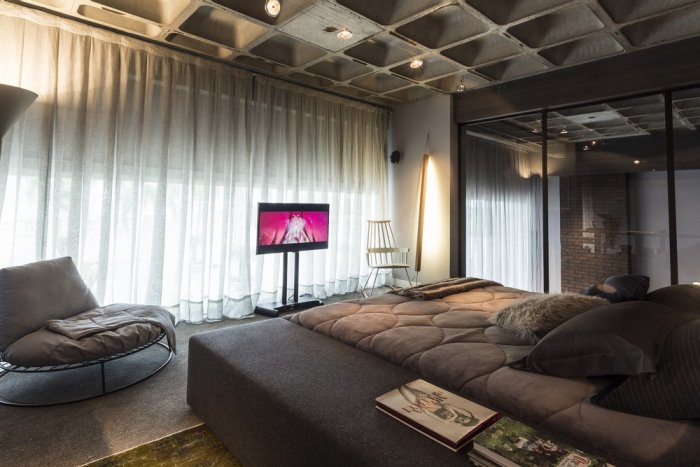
375 379 500 452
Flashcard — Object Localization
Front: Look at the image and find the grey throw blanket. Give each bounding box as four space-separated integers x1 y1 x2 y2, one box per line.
46 304 177 353
391 277 502 300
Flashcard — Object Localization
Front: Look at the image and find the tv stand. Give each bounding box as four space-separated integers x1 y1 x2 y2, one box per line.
254 251 323 317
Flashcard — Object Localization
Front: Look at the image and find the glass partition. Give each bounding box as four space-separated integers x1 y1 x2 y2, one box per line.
546 95 670 292
672 88 700 285
462 113 543 291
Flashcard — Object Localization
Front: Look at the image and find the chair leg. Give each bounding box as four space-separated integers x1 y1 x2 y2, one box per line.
369 269 380 296
101 361 106 395
361 268 377 298
361 268 374 296
403 268 412 287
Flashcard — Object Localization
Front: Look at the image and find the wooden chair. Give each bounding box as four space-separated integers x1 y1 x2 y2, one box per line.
362 220 412 296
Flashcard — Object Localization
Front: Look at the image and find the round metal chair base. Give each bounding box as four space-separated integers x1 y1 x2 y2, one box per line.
0 336 173 407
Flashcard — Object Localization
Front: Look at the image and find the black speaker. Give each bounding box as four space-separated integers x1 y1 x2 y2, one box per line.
390 150 401 164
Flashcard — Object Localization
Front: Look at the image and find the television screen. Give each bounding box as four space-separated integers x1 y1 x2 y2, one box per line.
256 203 330 254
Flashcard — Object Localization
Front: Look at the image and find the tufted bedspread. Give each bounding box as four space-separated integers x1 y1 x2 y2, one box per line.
288 285 700 466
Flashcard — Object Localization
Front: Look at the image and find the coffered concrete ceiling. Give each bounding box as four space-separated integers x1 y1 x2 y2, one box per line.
466 89 700 146
9 0 700 107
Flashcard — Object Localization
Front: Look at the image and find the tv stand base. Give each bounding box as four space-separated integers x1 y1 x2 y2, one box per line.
254 295 322 317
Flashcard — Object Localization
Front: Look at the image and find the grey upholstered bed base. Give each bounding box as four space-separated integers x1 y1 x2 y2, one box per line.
187 319 475 467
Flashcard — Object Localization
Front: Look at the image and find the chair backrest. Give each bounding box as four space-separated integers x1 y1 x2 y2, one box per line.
0 257 99 351
366 220 401 267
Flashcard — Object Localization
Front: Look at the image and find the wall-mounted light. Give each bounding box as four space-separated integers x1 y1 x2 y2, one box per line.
337 28 353 40
560 126 568 134
633 159 641 165
265 0 281 17
409 58 423 69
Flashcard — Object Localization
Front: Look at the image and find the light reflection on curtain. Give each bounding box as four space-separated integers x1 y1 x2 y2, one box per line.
463 135 543 291
0 3 388 322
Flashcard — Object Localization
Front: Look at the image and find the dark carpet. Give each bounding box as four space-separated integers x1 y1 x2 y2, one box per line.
0 291 368 467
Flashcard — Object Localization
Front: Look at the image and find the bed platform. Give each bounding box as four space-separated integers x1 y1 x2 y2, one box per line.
187 318 469 467
188 284 700 467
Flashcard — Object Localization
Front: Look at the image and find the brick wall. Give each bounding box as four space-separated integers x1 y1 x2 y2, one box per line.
559 174 630 292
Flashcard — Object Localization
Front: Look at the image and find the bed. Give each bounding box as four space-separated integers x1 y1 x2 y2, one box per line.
187 279 700 466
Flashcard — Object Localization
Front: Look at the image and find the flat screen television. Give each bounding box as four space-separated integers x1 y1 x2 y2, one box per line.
256 202 330 255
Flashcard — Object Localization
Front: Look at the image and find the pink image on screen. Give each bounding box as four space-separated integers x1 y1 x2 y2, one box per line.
258 211 329 246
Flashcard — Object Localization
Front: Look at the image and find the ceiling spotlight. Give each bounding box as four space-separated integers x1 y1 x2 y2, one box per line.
456 76 466 93
591 140 597 146
337 28 353 40
532 119 541 133
409 58 423 69
265 0 281 17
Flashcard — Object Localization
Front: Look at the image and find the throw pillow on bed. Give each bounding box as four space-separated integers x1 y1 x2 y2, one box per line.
581 274 650 303
593 318 700 419
489 293 608 343
646 284 700 315
522 301 693 377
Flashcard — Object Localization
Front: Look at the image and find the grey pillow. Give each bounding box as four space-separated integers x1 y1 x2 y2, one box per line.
646 284 700 315
581 274 649 303
593 318 700 419
523 301 692 377
489 293 608 343
0 257 99 350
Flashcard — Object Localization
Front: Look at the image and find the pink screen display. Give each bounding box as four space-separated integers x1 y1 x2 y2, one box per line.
258 211 329 246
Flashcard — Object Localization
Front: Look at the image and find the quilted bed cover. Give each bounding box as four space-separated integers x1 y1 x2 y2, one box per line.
288 285 700 466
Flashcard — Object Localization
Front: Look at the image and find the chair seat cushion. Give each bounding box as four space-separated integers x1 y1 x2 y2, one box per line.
2 304 173 367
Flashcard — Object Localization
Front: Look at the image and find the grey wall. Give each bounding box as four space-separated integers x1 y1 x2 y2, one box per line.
389 94 455 283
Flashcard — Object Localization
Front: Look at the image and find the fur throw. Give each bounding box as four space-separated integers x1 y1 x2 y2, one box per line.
489 293 609 343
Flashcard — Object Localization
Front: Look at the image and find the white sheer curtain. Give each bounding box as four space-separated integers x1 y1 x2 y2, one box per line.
463 135 542 291
0 3 388 322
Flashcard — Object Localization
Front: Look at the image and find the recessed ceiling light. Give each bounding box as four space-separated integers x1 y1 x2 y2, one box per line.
455 75 466 93
409 58 423 69
265 0 281 17
337 29 353 41
633 159 641 165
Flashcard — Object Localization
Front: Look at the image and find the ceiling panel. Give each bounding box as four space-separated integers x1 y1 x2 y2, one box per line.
10 0 700 107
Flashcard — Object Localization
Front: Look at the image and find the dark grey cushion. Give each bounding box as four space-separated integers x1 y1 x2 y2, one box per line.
593 319 700 419
646 284 700 315
523 301 692 377
582 275 649 303
0 257 99 350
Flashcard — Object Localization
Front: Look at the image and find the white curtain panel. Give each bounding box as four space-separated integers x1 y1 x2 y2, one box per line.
463 135 543 292
0 4 389 322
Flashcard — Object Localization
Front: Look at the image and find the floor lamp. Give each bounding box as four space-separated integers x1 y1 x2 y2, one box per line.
0 84 38 152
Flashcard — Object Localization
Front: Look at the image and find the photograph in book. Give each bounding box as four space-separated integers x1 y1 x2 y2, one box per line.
473 417 613 467
375 379 500 451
